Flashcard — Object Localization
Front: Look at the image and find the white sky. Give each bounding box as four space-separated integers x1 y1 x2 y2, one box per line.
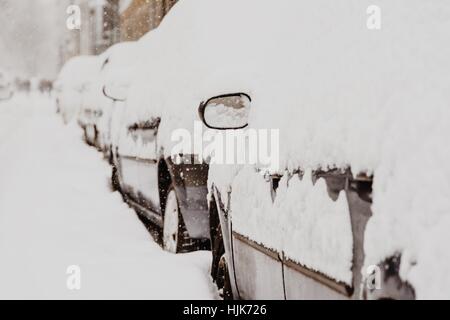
0 0 67 79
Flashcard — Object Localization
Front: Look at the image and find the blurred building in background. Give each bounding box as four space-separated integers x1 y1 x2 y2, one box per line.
61 0 120 58
60 0 178 67
120 0 177 41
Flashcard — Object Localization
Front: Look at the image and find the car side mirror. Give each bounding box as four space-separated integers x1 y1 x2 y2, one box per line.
102 84 127 102
198 93 251 130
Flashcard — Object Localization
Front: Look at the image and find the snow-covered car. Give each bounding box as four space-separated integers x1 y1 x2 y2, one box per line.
78 97 104 147
105 10 217 253
192 0 450 300
110 106 210 253
54 55 100 124
201 95 376 300
95 41 141 159
78 77 105 147
76 54 112 147
0 70 13 101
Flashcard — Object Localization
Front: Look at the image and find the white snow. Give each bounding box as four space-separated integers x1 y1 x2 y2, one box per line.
200 0 450 297
53 0 450 298
230 167 353 285
123 0 450 297
0 94 215 299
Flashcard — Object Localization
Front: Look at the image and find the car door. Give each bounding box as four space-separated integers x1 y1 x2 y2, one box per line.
117 122 141 201
133 118 161 214
279 170 354 299
229 167 285 300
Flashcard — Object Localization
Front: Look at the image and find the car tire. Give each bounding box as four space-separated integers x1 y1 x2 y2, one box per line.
163 186 191 253
216 252 233 300
210 199 233 300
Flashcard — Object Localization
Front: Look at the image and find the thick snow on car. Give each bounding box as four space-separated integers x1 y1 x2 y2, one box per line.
78 42 140 151
76 54 110 147
111 95 211 253
106 7 220 253
61 0 449 299
187 0 450 300
99 41 141 161
54 56 100 124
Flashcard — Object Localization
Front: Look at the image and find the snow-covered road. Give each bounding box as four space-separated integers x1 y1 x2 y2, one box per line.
0 94 216 299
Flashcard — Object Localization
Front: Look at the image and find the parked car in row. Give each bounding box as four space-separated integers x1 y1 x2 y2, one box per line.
56 2 216 255
103 39 212 253
77 42 140 152
199 95 389 300
54 56 100 124
97 42 141 161
194 0 450 300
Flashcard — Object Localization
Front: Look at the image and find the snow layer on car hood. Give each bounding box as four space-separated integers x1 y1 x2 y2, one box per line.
123 0 450 297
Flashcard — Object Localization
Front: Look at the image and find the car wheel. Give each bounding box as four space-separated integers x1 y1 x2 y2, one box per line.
210 200 234 300
216 253 233 300
163 187 191 253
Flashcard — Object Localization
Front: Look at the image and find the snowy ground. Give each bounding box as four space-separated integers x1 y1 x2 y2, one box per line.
0 93 216 299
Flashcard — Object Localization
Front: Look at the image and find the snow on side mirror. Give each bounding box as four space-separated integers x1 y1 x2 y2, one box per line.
198 93 251 130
